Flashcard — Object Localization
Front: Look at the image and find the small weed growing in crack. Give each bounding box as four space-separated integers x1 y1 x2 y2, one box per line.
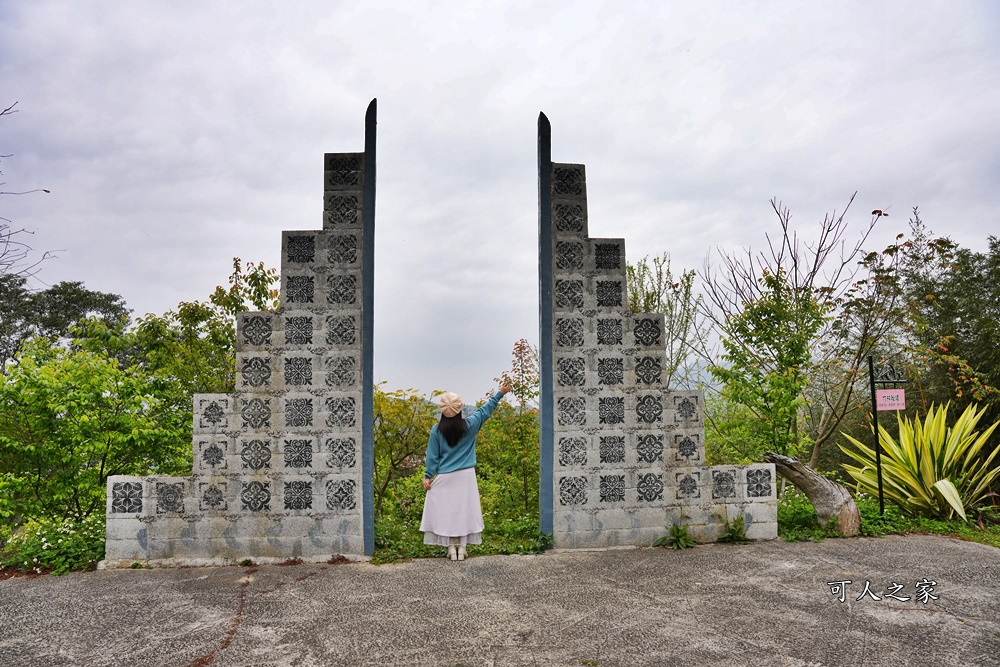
653 523 697 550
717 513 750 544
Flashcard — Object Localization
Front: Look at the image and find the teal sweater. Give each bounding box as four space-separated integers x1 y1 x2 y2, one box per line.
423 391 504 478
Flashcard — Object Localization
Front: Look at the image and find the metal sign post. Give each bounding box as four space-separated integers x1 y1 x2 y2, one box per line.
868 357 907 515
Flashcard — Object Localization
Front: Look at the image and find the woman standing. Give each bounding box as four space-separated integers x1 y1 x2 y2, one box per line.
420 385 511 561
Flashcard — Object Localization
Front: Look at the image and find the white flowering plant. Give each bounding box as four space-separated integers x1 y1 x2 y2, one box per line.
0 514 105 575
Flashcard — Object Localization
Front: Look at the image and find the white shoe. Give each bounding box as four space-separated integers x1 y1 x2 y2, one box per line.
448 545 458 561
457 546 466 561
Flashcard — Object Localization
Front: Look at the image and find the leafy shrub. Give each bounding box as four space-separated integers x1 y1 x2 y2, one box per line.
855 492 908 537
840 403 1000 520
476 403 540 514
653 523 697 550
0 514 105 574
777 488 840 542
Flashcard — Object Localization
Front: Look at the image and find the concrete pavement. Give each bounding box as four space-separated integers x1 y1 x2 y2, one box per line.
1 534 998 666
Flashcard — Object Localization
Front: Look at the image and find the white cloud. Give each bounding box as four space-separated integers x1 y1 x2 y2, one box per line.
2 0 998 401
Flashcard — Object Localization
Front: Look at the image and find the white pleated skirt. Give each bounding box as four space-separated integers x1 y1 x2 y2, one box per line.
420 467 484 547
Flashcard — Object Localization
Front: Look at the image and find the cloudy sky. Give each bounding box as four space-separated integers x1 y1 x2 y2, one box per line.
2 1 998 402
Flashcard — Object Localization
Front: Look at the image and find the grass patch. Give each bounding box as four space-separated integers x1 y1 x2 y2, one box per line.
372 512 550 565
778 488 1000 548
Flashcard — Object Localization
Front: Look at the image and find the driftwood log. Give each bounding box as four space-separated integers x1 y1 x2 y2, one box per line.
764 452 860 537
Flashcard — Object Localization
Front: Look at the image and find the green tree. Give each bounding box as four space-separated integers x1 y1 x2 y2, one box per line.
127 257 279 395
481 339 541 513
626 253 707 388
701 196 924 467
0 335 189 523
372 385 439 520
476 401 540 514
703 393 770 465
208 257 281 318
494 338 539 406
0 258 280 526
0 275 129 368
900 221 1000 413
708 268 825 457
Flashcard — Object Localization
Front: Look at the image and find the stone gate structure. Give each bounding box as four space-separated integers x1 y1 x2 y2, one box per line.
103 104 775 567
102 101 378 566
537 113 777 547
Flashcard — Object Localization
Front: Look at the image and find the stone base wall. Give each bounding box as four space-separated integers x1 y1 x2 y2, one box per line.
103 475 364 567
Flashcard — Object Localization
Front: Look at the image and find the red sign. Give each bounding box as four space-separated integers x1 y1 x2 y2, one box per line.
876 389 906 411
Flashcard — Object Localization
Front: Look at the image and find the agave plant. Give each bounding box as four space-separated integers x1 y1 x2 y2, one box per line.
840 403 1000 521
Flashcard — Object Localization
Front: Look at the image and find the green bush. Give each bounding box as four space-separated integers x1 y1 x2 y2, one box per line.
841 403 1000 520
0 514 105 574
776 488 841 542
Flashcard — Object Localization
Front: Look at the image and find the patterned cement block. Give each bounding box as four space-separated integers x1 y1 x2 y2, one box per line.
103 102 377 567
539 113 777 546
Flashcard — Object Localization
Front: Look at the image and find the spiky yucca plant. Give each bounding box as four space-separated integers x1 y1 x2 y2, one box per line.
840 403 1000 521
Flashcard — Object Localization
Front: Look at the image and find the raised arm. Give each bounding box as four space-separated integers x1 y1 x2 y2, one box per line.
466 386 512 433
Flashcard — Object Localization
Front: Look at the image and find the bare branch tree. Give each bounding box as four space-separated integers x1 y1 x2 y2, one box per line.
701 193 906 467
1 101 54 279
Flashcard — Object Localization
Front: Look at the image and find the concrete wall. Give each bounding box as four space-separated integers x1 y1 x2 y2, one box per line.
538 122 777 547
104 129 376 566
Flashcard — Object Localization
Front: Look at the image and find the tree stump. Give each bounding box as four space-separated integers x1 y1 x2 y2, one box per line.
764 452 860 537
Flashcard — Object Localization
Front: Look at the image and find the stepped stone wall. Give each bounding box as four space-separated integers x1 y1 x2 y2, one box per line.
102 104 775 567
537 113 777 547
102 103 377 566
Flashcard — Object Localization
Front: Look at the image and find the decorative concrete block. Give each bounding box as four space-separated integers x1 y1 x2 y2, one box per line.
322 354 359 390
238 396 274 432
237 353 274 390
323 193 363 229
282 231 319 269
671 429 704 465
107 476 148 517
668 391 703 426
282 313 316 347
589 238 626 273
193 436 230 474
744 464 776 501
324 152 363 190
238 312 279 351
556 434 589 468
633 432 665 465
634 472 666 505
197 480 230 513
193 395 232 433
708 466 743 502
